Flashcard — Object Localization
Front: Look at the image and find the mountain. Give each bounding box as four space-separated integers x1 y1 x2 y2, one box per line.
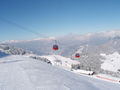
0 44 32 55
0 55 120 90
4 30 120 77
5 30 120 55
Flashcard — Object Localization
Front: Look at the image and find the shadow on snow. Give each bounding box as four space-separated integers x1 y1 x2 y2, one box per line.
0 51 10 58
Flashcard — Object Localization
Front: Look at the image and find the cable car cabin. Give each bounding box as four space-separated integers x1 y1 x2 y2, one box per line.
53 44 59 51
75 53 80 58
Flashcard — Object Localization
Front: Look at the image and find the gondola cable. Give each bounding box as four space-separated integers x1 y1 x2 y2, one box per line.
0 16 44 37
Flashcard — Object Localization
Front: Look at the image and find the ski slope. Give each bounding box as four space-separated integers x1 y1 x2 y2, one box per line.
0 55 120 90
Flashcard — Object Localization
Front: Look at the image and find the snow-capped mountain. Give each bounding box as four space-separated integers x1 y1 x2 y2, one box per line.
0 44 32 55
6 30 120 55
3 30 120 77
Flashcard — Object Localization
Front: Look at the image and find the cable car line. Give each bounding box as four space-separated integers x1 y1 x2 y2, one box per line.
0 16 60 52
0 16 44 37
0 17 80 58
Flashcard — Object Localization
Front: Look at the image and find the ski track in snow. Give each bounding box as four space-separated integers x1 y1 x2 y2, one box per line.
0 55 120 90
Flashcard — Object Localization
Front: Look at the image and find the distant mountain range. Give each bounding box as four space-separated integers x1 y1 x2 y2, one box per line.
2 30 120 77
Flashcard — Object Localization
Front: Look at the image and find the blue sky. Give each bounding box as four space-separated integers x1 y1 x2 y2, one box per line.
0 0 120 40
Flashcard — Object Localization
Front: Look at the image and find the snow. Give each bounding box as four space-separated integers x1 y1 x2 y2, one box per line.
73 69 94 75
39 55 80 70
0 51 9 58
101 52 120 72
75 46 84 53
95 74 120 82
0 55 120 90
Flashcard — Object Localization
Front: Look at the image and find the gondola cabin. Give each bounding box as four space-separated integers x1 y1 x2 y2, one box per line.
75 53 80 58
53 44 59 51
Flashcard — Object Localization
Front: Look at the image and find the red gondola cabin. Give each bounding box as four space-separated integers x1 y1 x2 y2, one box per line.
75 53 80 58
53 44 59 50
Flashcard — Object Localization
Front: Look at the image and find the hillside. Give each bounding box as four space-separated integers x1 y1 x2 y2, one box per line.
0 55 120 90
5 30 120 77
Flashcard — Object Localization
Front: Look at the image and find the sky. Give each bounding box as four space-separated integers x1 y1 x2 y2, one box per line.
0 0 120 40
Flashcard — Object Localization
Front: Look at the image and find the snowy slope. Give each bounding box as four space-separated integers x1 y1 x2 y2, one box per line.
3 30 120 78
0 55 120 90
39 55 80 70
101 52 120 72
